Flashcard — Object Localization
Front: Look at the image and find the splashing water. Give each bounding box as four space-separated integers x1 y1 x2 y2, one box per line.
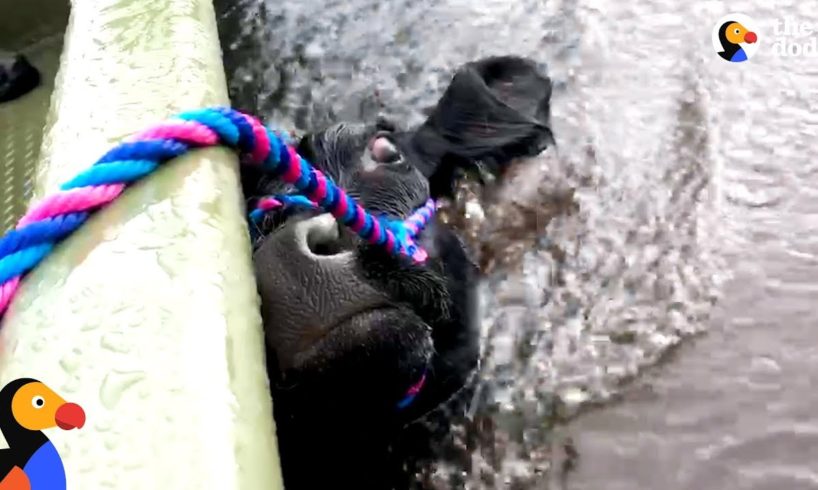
210 0 818 487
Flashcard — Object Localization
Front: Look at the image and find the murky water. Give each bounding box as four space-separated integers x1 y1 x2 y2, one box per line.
216 0 818 488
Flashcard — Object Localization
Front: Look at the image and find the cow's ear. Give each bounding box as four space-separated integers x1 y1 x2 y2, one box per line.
410 56 554 199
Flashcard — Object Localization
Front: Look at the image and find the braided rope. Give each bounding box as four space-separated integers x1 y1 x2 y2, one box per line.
0 107 438 320
397 371 427 409
249 193 436 248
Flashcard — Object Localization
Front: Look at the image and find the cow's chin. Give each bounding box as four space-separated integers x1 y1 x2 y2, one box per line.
285 306 402 370
270 307 434 411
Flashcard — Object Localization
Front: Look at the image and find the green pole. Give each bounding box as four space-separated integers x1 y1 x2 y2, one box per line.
0 1 283 488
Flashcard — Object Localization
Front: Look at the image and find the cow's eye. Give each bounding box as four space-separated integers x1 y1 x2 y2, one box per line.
370 135 402 164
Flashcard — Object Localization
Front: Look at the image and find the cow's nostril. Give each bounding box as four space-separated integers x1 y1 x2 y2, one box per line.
308 227 344 256
299 214 347 258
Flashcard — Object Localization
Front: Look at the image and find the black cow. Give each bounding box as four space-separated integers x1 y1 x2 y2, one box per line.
242 56 553 489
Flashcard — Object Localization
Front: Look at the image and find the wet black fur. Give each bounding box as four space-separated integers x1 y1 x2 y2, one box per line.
243 56 553 489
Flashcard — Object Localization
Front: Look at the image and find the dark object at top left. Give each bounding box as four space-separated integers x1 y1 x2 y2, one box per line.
0 55 41 103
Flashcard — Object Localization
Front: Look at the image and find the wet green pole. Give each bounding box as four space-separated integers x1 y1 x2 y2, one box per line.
0 1 283 488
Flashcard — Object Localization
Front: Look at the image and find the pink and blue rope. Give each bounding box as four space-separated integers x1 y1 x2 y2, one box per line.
397 372 427 410
249 194 436 252
0 107 438 321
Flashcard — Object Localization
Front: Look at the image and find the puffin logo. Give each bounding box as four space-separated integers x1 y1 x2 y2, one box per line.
0 379 85 490
712 13 759 62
